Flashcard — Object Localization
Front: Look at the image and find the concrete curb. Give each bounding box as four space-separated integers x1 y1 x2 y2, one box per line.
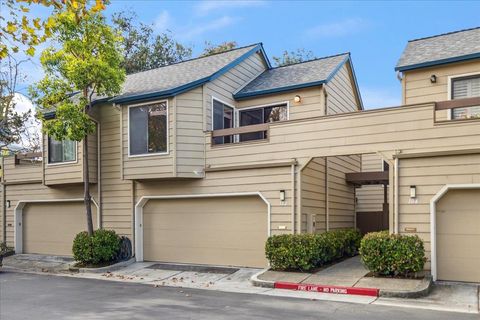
71 258 136 274
250 268 274 288
379 276 432 298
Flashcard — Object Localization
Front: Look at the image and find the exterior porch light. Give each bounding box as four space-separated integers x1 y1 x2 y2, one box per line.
430 74 437 83
279 190 286 202
409 185 417 198
294 95 301 103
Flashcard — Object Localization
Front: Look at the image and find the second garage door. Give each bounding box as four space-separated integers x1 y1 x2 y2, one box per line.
143 196 268 268
437 189 480 282
23 202 97 256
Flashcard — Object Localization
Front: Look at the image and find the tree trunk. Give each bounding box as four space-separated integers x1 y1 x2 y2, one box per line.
83 135 94 235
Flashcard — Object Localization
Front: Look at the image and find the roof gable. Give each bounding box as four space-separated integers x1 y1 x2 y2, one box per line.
396 27 480 72
111 43 270 104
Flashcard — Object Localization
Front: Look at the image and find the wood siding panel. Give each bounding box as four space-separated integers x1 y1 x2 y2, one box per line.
2 157 42 184
356 153 387 212
301 157 326 233
398 154 480 269
326 63 359 114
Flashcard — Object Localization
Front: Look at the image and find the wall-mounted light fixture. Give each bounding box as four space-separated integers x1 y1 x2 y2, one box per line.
409 185 417 198
6 200 10 208
430 74 437 83
279 190 286 202
294 95 301 103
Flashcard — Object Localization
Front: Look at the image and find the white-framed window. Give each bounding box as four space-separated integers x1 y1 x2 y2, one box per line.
238 102 289 141
48 137 76 164
212 98 234 145
128 100 168 156
451 74 480 119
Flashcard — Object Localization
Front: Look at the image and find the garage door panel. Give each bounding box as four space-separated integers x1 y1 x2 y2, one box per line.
437 189 480 282
23 202 97 256
143 196 268 267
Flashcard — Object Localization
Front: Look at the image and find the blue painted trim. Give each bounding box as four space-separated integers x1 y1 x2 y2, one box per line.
233 79 326 100
395 52 480 71
325 54 350 82
111 44 267 105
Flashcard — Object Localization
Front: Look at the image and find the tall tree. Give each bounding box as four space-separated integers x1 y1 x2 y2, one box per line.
112 10 192 74
273 48 316 67
0 0 107 59
0 54 31 151
201 41 237 57
31 8 125 235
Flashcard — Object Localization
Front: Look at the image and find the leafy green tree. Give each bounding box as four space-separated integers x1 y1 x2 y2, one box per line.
272 48 316 67
201 41 237 57
112 10 192 74
0 0 107 59
31 8 125 235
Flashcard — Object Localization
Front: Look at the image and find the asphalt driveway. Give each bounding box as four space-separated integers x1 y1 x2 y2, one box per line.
0 271 478 320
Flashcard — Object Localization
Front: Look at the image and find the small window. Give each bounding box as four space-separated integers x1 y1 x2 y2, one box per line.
48 137 76 164
212 99 234 144
239 104 288 141
451 75 480 119
129 101 168 156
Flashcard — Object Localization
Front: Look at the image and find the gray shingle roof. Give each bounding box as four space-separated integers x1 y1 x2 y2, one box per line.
111 44 261 103
234 53 349 99
396 27 480 71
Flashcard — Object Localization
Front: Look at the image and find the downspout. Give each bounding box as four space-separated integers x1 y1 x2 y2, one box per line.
296 163 302 234
96 120 102 228
325 157 330 231
291 161 296 234
394 156 399 234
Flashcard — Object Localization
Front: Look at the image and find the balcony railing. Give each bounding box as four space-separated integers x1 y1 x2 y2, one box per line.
211 123 269 145
435 97 480 122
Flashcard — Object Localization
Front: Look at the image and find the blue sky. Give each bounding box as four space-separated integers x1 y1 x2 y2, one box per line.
15 0 480 110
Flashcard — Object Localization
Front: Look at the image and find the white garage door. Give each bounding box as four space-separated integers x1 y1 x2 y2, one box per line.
143 196 268 268
23 202 97 256
437 189 480 282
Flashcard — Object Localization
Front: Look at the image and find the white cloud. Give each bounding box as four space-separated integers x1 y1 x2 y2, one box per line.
179 16 240 40
361 87 401 110
195 0 267 16
306 18 368 38
154 10 172 32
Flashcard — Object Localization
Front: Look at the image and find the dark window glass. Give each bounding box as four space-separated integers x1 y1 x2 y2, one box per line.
212 99 234 144
239 104 288 141
129 102 168 155
48 137 76 163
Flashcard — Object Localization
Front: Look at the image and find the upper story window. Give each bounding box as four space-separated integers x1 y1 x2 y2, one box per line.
239 103 288 141
129 101 168 156
48 137 76 164
451 75 480 119
212 99 234 144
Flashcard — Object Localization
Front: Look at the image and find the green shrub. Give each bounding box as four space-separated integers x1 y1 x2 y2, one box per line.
72 229 121 265
359 231 426 276
265 229 361 271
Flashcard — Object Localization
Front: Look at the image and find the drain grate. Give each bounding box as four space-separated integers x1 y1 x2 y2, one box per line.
146 263 239 274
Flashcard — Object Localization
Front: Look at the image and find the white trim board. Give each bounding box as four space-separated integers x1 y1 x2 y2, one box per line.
14 198 100 254
430 183 480 281
134 192 271 262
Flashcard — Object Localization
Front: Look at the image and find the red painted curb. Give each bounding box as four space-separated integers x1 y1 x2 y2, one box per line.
274 281 379 297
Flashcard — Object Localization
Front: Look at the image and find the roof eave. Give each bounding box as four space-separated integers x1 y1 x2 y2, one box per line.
395 52 480 72
233 80 326 100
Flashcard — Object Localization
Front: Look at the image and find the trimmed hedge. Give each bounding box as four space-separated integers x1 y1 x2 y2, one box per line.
265 229 362 272
359 231 426 276
73 229 121 265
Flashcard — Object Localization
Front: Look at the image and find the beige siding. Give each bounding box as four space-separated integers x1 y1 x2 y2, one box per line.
301 157 326 233
175 87 206 177
44 134 83 185
327 155 360 230
398 154 480 270
121 98 175 180
403 60 480 120
87 128 98 183
135 166 294 235
2 157 42 184
237 86 326 120
326 63 360 114
356 153 386 213
204 52 268 130
99 104 134 238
